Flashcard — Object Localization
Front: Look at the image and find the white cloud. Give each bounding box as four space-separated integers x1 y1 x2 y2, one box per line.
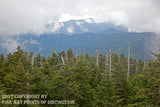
85 19 93 23
76 21 82 26
59 14 93 22
67 26 74 34
1 0 160 35
75 21 88 32
0 35 19 52
20 39 40 51
0 0 160 51
51 22 64 33
23 39 40 45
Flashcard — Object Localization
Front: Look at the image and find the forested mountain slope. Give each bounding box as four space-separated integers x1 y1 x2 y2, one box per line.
18 29 152 60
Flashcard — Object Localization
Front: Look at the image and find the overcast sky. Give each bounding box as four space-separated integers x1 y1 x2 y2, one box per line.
0 0 160 51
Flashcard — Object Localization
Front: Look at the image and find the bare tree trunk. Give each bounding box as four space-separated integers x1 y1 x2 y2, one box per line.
65 52 67 63
76 50 78 60
144 48 146 67
96 48 99 67
105 51 109 75
84 48 85 60
40 55 43 68
61 55 65 65
106 51 108 67
136 66 138 75
31 53 34 70
109 49 112 73
26 51 30 101
127 43 130 81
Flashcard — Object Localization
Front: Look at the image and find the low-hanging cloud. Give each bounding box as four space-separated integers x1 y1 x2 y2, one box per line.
0 0 160 51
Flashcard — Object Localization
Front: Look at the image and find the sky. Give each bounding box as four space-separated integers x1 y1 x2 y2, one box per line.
0 0 160 51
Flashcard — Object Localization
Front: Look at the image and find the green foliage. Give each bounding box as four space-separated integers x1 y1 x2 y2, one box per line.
0 46 160 106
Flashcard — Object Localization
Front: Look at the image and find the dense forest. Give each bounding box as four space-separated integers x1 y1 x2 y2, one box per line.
0 46 160 107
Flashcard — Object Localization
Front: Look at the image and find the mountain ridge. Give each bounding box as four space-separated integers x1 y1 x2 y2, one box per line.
18 27 152 60
0 19 153 60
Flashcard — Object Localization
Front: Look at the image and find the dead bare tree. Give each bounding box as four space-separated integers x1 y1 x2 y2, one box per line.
127 43 130 80
96 48 99 67
109 49 112 73
31 53 34 70
40 55 43 68
65 52 67 63
136 66 138 75
26 47 30 100
105 51 109 75
106 51 108 67
144 48 146 67
76 50 78 60
61 55 65 65
84 48 85 60
26 68 30 101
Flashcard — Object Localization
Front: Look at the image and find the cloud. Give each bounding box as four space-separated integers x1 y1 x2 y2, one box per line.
67 26 74 34
59 14 93 22
85 19 93 23
0 0 160 51
20 39 40 52
76 21 82 26
49 22 64 33
1 0 160 35
0 35 19 52
76 21 88 32
22 39 40 46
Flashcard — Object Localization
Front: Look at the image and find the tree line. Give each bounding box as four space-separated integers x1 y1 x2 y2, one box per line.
0 46 160 107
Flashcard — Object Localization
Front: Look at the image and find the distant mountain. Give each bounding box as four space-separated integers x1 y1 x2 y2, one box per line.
46 19 127 34
19 28 152 60
0 19 153 60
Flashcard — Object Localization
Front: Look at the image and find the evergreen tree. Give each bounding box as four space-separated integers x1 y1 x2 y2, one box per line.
0 46 160 106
